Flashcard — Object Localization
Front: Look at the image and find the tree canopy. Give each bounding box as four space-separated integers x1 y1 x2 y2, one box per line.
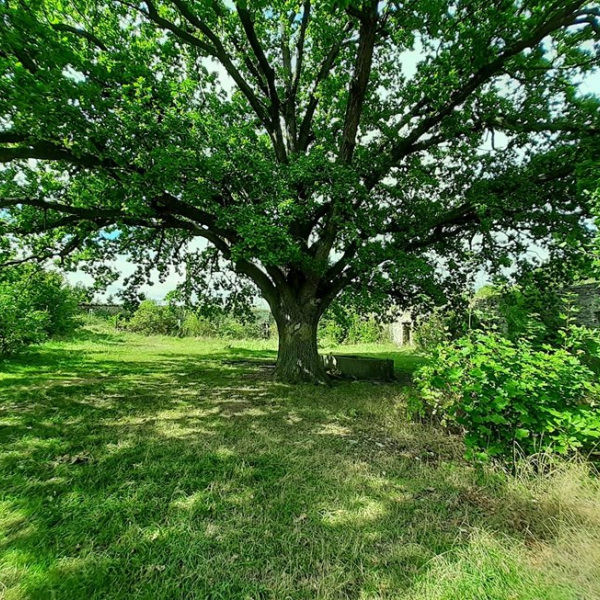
1 0 599 381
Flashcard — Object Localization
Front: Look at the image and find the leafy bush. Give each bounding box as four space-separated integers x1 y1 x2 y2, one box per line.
413 310 460 352
218 315 267 339
31 271 81 337
128 302 272 339
413 313 448 352
472 283 566 347
181 312 219 338
0 266 81 355
319 305 385 346
411 330 600 459
0 284 49 354
318 313 347 345
126 300 181 335
346 313 384 344
560 323 600 375
413 303 476 353
414 283 580 353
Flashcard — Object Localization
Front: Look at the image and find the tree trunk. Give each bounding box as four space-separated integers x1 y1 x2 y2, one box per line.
273 299 327 384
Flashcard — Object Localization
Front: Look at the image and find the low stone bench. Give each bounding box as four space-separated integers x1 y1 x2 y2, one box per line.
322 354 395 381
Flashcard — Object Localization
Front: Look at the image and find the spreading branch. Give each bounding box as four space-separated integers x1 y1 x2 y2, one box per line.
50 23 108 50
297 21 354 151
367 0 588 189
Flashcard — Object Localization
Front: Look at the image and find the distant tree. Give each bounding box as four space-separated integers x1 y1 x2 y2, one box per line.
1 1 599 381
118 288 147 316
71 282 94 304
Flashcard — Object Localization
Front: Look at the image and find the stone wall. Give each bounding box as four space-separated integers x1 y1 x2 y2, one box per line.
389 311 414 346
388 282 600 348
80 303 123 316
564 283 600 328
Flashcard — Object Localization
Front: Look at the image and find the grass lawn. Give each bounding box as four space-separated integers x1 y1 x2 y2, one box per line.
1 324 599 599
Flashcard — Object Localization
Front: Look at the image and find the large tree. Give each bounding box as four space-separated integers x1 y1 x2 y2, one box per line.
1 0 599 381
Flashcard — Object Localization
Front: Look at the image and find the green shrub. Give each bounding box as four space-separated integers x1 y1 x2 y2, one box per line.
218 314 270 339
560 323 600 375
472 284 565 347
127 300 181 335
413 305 474 353
346 313 384 344
414 311 452 352
318 306 385 346
30 270 80 337
411 330 600 459
0 283 49 354
318 314 347 345
129 304 272 339
0 266 81 355
181 312 219 337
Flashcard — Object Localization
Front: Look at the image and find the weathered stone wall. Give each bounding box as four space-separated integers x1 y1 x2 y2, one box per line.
389 311 414 346
80 303 123 316
388 282 600 347
564 283 600 328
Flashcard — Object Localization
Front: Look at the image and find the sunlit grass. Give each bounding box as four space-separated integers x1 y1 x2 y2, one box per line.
1 324 599 599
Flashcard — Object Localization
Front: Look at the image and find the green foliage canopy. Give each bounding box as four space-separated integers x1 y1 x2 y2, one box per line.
1 0 599 378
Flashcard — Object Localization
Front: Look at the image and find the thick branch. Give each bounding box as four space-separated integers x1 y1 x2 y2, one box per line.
234 260 279 308
297 21 354 151
152 193 238 242
310 8 379 267
0 197 125 220
0 132 27 144
368 0 587 188
50 23 108 51
339 1 378 163
0 139 126 171
235 5 280 109
144 0 212 53
0 195 233 252
235 4 287 160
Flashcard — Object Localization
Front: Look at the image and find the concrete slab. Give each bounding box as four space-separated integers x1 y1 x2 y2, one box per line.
322 354 395 381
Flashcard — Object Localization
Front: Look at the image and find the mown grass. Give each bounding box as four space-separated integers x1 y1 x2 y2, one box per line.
1 323 599 599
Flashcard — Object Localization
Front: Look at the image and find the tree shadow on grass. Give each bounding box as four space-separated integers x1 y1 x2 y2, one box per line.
0 339 574 599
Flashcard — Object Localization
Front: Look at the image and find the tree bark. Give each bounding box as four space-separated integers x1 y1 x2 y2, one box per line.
272 297 327 384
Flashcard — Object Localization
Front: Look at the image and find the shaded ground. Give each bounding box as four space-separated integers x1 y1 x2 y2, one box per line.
1 326 599 599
